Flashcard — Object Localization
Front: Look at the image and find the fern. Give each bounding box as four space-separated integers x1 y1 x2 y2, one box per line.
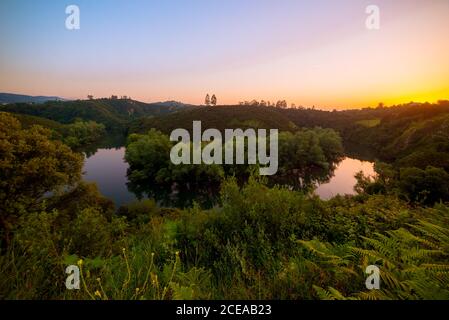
301 206 449 300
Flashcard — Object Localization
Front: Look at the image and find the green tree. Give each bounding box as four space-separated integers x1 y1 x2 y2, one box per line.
277 128 343 188
125 130 172 182
399 166 449 205
0 113 83 244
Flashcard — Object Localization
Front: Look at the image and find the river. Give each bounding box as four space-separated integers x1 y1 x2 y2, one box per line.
82 147 376 207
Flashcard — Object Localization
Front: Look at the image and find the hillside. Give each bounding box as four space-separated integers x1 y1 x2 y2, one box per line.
331 101 449 167
5 112 66 131
128 101 449 167
0 92 65 104
130 102 449 136
0 98 190 132
129 105 299 134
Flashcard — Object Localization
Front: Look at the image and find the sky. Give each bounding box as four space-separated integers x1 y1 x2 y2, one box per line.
0 0 448 109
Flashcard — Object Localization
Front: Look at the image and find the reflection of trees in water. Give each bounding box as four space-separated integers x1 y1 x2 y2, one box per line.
342 142 378 163
77 134 127 158
126 174 220 208
125 159 342 208
268 160 340 191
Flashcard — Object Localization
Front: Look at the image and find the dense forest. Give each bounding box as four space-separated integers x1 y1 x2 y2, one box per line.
1 99 449 300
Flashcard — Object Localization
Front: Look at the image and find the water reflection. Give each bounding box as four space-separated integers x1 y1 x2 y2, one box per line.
269 161 340 191
77 134 127 158
127 179 220 209
314 158 376 199
82 144 375 207
83 147 137 206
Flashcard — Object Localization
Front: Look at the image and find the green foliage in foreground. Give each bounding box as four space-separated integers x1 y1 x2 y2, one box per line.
0 113 83 241
302 204 449 300
1 175 448 300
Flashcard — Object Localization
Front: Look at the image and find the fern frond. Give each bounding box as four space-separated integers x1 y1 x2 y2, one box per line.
313 285 336 300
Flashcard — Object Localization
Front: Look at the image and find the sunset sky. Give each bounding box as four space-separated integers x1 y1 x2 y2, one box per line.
1 0 448 109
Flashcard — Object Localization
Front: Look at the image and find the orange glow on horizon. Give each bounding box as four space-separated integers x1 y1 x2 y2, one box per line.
1 1 448 111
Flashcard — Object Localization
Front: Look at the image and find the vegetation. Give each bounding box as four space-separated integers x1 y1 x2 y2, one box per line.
0 113 83 246
1 170 448 299
4 97 448 164
62 120 107 148
0 98 189 133
355 119 381 128
355 163 449 206
1 101 449 300
128 101 449 165
3 112 107 149
124 126 344 206
128 105 298 134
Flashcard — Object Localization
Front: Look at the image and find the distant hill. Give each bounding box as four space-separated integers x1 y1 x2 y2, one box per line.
0 93 66 104
102 99 193 117
147 100 196 109
0 98 190 132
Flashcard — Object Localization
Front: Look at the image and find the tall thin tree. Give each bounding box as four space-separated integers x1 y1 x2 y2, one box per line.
211 94 217 106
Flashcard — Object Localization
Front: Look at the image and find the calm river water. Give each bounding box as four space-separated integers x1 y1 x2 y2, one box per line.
83 147 375 207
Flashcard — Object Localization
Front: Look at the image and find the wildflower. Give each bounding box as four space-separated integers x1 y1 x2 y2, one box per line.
77 259 83 267
94 290 101 298
151 273 158 285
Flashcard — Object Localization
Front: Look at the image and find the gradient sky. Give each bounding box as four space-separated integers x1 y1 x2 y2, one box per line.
1 0 448 109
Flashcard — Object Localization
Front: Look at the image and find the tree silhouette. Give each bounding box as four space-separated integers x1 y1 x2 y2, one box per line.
276 100 287 108
211 94 217 106
205 94 210 106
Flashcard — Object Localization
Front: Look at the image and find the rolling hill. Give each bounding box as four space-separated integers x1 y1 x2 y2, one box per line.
0 98 191 132
129 105 299 134
0 92 66 104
